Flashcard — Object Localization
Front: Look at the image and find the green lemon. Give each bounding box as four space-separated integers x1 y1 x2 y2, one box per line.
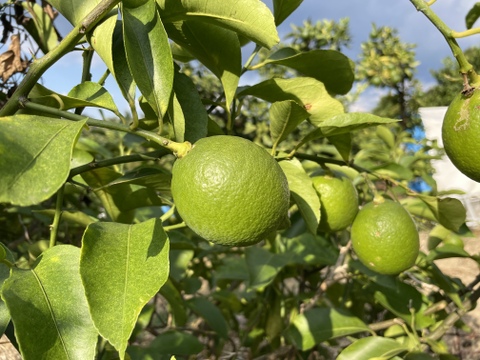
312 172 358 232
351 199 419 275
442 89 480 182
171 135 290 246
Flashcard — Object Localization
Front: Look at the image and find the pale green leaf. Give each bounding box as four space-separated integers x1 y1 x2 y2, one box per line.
80 219 170 358
376 125 396 149
239 77 344 126
47 0 104 26
287 307 370 351
279 159 321 233
418 195 466 232
273 0 304 26
159 280 187 326
122 1 174 117
371 163 414 181
2 245 98 360
328 133 352 162
165 21 241 111
337 337 409 360
68 82 119 113
0 116 86 206
157 0 279 48
270 100 309 150
260 48 355 94
245 247 290 291
22 1 59 53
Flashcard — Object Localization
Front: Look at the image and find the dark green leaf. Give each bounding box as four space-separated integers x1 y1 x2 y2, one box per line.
245 247 291 291
273 0 304 26
157 0 279 48
0 243 15 336
0 116 86 206
122 1 173 117
279 159 321 234
287 307 370 351
328 133 352 162
260 48 355 94
466 3 480 29
270 100 309 151
337 337 408 360
80 219 170 357
159 280 187 326
186 297 229 338
2 245 98 360
285 233 337 266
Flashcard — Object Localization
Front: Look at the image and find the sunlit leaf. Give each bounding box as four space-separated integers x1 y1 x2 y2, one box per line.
337 337 408 360
22 1 58 53
270 100 309 151
273 0 304 26
245 247 290 291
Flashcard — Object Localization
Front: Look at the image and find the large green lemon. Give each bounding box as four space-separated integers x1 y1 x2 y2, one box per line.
442 89 480 182
171 135 290 246
351 199 419 275
312 172 358 232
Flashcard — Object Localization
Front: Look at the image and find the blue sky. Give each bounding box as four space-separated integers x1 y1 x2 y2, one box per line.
38 1 480 114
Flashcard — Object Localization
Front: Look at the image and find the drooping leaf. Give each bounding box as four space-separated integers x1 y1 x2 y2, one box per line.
279 159 321 233
328 133 352 162
245 247 291 291
122 0 174 118
159 279 187 326
337 337 409 360
269 100 309 151
47 0 104 26
170 72 209 143
186 297 229 338
67 82 119 113
287 307 370 351
259 48 355 94
80 219 170 358
156 0 279 48
418 195 466 232
0 115 86 206
21 1 59 54
165 21 241 111
238 77 344 126
273 0 304 26
466 3 480 29
2 245 98 360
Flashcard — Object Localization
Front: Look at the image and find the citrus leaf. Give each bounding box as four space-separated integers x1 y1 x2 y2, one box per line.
22 1 59 54
239 77 344 126
273 0 304 26
159 280 187 326
165 21 241 111
106 167 172 194
170 72 209 143
2 245 98 360
122 0 173 118
260 48 355 95
337 337 409 360
466 3 480 29
0 116 86 206
285 233 337 266
128 330 203 357
245 247 290 291
417 195 466 232
0 243 15 336
428 263 464 308
426 244 471 261
328 133 352 162
186 297 229 338
270 100 309 150
279 159 321 233
34 210 98 227
376 125 396 149
156 0 279 49
67 82 119 112
287 307 370 351
400 197 436 222
80 219 170 358
47 0 104 26
371 163 414 181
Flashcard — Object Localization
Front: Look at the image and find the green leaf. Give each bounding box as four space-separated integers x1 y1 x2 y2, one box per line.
270 100 309 151
170 72 209 143
279 159 321 234
186 297 229 338
239 77 344 126
376 125 396 149
418 195 466 232
80 219 170 358
22 1 59 54
371 163 414 181
466 3 480 29
159 280 187 326
0 243 15 336
426 244 471 261
260 48 355 94
129 330 203 357
0 116 86 206
2 245 98 360
287 307 370 351
245 247 290 291
285 233 337 266
400 197 436 222
428 263 463 308
328 133 352 162
273 0 304 26
122 0 173 118
67 82 119 113
337 337 408 360
47 0 105 26
165 21 241 110
157 0 279 49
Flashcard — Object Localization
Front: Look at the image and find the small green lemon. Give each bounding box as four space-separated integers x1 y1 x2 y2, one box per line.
351 199 419 275
312 172 358 232
442 89 480 182
171 135 290 246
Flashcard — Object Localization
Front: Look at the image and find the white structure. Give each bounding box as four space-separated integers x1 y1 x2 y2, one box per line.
419 107 480 227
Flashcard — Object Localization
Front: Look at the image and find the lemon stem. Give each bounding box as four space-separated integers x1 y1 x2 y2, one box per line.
49 185 65 248
409 0 480 87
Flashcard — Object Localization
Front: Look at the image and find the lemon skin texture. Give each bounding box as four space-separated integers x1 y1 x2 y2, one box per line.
312 173 358 232
442 89 480 182
171 136 290 246
351 199 419 275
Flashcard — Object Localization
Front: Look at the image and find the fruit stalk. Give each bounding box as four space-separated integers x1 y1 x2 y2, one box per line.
409 0 480 87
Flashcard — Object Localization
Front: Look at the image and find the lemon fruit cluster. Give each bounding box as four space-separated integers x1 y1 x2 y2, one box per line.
351 198 419 275
171 135 290 246
442 89 480 182
312 171 358 232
